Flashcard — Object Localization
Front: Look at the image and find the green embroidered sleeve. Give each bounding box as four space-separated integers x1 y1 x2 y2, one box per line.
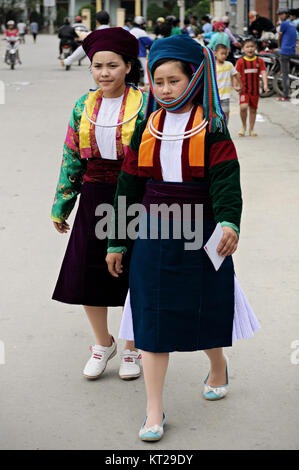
207 129 243 233
135 90 148 126
51 93 88 223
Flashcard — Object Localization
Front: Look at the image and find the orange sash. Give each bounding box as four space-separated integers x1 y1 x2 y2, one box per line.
138 106 206 169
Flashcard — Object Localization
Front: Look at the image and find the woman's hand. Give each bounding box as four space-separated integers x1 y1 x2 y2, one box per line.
217 226 238 257
53 221 70 233
106 253 123 278
76 31 90 41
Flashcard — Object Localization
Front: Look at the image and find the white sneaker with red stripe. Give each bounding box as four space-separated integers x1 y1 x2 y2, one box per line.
83 336 117 380
119 350 142 380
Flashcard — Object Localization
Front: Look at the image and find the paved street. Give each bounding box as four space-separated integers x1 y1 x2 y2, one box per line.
0 34 299 450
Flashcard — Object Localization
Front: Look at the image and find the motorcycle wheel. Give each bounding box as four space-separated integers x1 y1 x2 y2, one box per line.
10 62 14 70
66 65 71 71
273 72 284 96
259 77 275 97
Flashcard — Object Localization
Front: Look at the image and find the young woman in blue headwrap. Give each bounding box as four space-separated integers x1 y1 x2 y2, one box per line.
106 35 260 441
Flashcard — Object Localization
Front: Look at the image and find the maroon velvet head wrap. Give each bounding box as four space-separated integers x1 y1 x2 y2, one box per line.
82 27 139 61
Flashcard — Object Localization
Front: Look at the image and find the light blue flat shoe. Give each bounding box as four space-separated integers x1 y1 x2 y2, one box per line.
139 412 166 441
203 353 229 400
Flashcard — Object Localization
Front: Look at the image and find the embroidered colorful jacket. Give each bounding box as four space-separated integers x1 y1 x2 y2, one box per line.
51 87 147 223
108 107 242 252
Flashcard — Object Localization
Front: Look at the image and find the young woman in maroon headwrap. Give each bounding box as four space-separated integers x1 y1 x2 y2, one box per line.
51 28 147 381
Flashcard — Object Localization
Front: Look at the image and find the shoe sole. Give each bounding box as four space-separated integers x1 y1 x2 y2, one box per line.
203 394 227 401
140 436 162 442
119 372 141 380
83 346 117 380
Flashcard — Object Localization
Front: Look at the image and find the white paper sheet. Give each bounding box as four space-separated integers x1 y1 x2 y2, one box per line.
203 223 226 271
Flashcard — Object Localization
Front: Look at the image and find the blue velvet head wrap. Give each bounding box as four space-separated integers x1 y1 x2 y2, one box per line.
146 35 226 133
148 35 204 70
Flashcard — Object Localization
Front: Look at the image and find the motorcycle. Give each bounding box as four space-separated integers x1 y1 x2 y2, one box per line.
61 42 73 71
5 36 20 69
258 51 281 97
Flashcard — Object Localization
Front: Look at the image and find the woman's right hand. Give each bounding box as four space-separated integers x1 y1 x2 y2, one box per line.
53 221 70 233
106 253 123 278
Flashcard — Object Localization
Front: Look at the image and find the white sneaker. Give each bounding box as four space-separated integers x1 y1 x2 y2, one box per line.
83 336 117 380
119 350 142 380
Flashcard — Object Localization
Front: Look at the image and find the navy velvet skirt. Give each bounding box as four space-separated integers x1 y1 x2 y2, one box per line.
52 182 129 307
129 181 235 353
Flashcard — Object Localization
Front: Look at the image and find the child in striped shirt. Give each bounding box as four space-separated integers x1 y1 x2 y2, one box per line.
235 38 268 136
215 43 242 123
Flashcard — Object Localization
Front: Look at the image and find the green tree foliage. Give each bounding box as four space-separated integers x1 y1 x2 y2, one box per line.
56 7 67 28
147 3 168 22
147 0 210 24
186 0 210 20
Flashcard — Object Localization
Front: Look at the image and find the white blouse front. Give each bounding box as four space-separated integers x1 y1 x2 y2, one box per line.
95 94 124 160
160 109 192 182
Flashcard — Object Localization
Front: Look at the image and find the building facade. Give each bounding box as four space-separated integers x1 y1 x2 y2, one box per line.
211 0 299 34
60 0 153 26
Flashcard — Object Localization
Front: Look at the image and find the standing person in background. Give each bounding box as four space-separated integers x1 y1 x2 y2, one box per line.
190 15 200 37
201 15 212 36
290 9 299 37
199 18 216 45
30 20 38 43
181 18 191 36
221 15 241 64
130 16 153 88
61 10 110 68
209 22 230 51
154 17 165 38
17 19 26 43
171 18 182 36
161 16 174 38
277 7 297 102
215 44 242 123
236 38 268 136
123 18 132 31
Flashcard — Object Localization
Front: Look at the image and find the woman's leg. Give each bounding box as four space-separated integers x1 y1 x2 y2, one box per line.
84 306 111 346
141 351 169 427
125 340 138 352
84 305 138 351
203 348 228 387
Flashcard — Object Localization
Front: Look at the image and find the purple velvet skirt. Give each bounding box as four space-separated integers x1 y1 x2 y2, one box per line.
52 181 129 307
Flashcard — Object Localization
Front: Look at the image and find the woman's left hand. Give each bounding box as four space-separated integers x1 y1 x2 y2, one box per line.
217 226 238 257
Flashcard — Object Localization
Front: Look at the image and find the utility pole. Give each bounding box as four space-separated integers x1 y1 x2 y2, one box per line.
177 0 185 27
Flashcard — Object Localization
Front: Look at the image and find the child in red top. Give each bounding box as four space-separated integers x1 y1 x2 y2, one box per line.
5 20 19 37
236 38 268 136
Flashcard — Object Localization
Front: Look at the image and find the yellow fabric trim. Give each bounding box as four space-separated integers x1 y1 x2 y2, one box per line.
51 215 64 223
243 55 257 61
79 90 98 150
121 87 142 146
